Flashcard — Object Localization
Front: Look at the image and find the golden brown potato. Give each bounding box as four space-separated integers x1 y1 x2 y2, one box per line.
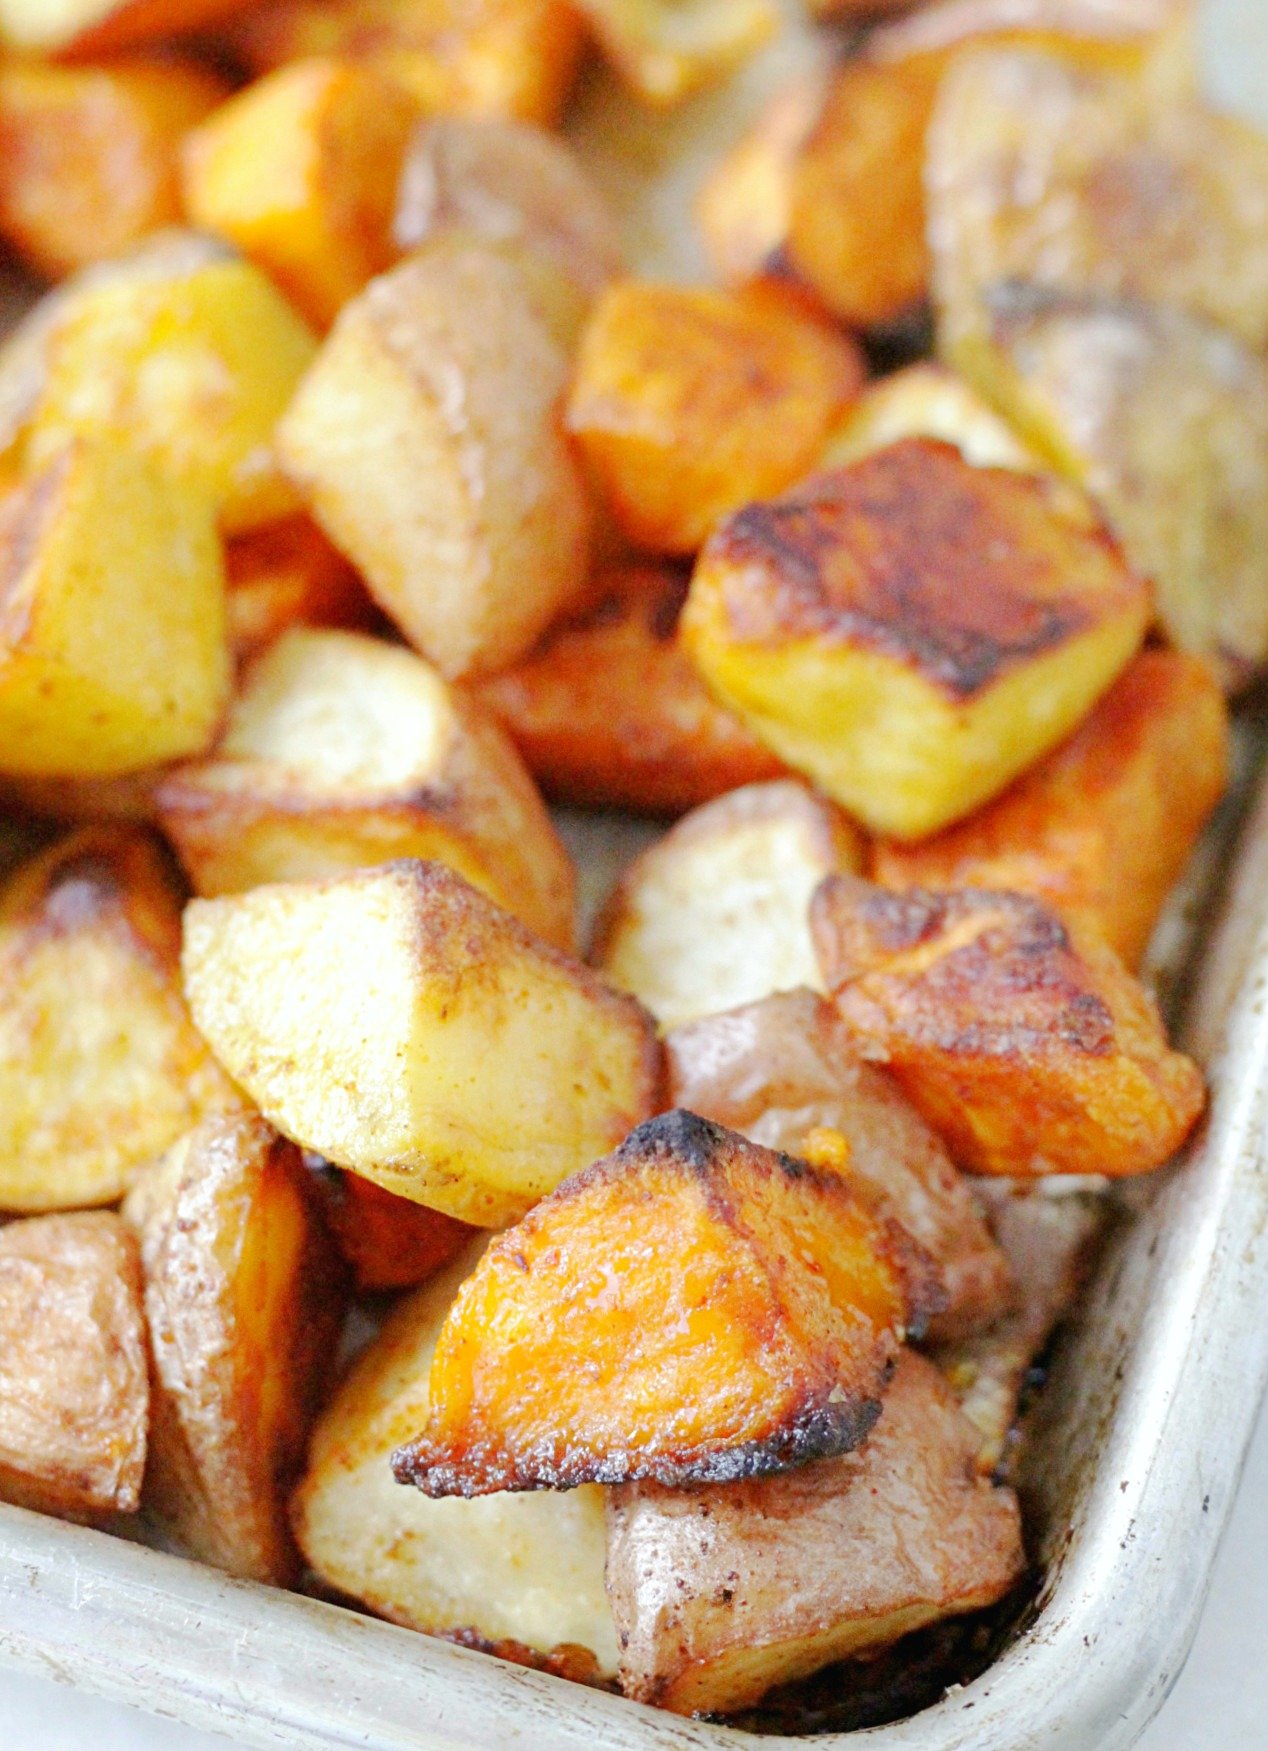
123 1113 347 1584
293 1242 620 1670
682 438 1150 841
0 767 165 827
0 1212 148 1523
303 1156 476 1296
606 1351 1024 1714
573 0 777 106
277 238 592 681
813 876 1206 1178
566 279 864 557
0 0 254 54
597 780 864 1030
394 1111 940 1495
182 860 661 1227
157 627 577 951
225 515 379 667
873 649 1230 969
0 827 240 1213
820 361 1041 474
666 990 1012 1342
472 563 787 816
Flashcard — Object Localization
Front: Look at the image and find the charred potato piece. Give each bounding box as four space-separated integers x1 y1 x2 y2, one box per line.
0 1212 148 1522
157 628 577 951
0 827 240 1212
473 563 787 817
304 1157 475 1296
821 362 1041 474
573 0 777 106
566 279 864 557
597 780 864 1030
607 1351 1024 1714
0 0 254 54
666 990 1012 1342
277 238 592 681
123 1113 347 1584
813 876 1206 1178
182 860 660 1227
873 649 1229 969
294 1242 619 1670
682 439 1150 841
225 516 378 667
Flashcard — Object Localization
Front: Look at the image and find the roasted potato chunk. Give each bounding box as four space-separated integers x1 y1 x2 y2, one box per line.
293 1243 619 1670
683 439 1150 840
182 860 660 1227
277 238 592 680
573 0 777 106
123 1113 347 1584
0 0 254 54
0 443 229 779
0 827 239 1212
225 516 378 667
566 279 864 557
813 876 1206 1178
157 628 576 951
394 1111 940 1495
0 1212 148 1523
666 990 1012 1342
821 362 1041 474
473 563 786 816
304 1156 475 1296
0 58 227 283
597 780 864 1030
607 1351 1024 1715
873 650 1229 969
0 766 165 827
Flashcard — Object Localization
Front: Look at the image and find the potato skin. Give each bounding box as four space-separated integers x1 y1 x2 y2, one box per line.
0 1211 148 1523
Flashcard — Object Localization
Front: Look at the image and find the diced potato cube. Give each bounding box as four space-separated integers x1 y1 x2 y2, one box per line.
0 1212 148 1522
225 515 378 667
813 876 1206 1178
158 627 577 950
566 279 864 557
821 361 1041 473
606 1351 1024 1714
0 766 165 826
277 239 592 680
293 1242 619 1671
123 1113 347 1583
0 0 254 54
597 779 864 1030
0 827 240 1212
873 650 1229 969
181 860 661 1226
572 0 777 106
682 438 1151 840
304 1156 475 1295
393 1111 940 1494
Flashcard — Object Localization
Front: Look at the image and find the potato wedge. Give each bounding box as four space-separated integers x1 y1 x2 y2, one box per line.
182 860 660 1226
0 827 240 1212
606 1351 1024 1714
566 279 864 557
682 438 1150 841
123 1113 346 1584
225 515 378 667
0 0 254 54
820 362 1041 474
873 649 1229 969
666 990 1012 1342
473 563 786 816
304 1156 475 1296
277 238 592 681
813 876 1206 1178
573 0 777 106
0 1212 148 1522
393 1111 940 1495
597 780 864 1030
293 1242 619 1671
157 628 577 951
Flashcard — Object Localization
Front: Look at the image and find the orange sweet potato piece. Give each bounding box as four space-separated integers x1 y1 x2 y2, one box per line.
392 1110 942 1496
812 876 1206 1178
225 515 379 665
304 1155 476 1295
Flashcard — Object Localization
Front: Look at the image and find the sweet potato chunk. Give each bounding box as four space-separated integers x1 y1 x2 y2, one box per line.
123 1113 347 1584
0 58 227 283
821 362 1041 474
573 0 776 107
566 279 864 557
683 438 1150 840
0 828 239 1213
473 563 786 816
393 1111 941 1495
666 990 1011 1342
293 1243 619 1669
225 515 378 666
606 1351 1024 1714
813 876 1206 1178
0 0 254 54
873 650 1229 969
182 860 660 1227
157 628 576 950
277 239 592 680
597 780 864 1030
304 1156 475 1295
0 1212 148 1522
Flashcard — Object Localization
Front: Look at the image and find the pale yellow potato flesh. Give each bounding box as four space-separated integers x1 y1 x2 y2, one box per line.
574 0 778 106
821 362 1042 474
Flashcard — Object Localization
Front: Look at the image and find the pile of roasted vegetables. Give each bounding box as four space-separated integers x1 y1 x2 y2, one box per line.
0 0 1260 1727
